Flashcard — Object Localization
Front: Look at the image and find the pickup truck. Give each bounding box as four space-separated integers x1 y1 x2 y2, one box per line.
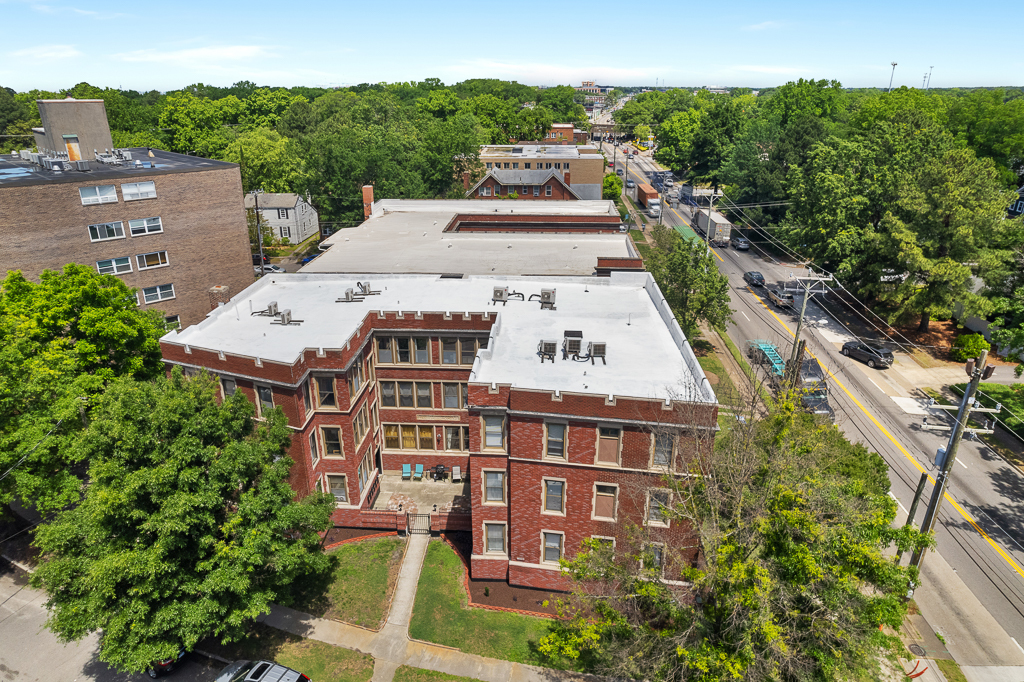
767 288 794 309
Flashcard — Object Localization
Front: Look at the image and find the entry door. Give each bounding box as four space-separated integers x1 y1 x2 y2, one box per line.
63 135 81 161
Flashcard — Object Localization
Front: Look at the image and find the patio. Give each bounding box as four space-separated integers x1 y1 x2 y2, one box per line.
372 472 471 516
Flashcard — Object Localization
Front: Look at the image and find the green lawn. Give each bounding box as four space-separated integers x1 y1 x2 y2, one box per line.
303 536 405 629
628 229 646 244
635 242 653 260
409 540 565 667
698 355 740 406
200 623 373 682
392 666 479 682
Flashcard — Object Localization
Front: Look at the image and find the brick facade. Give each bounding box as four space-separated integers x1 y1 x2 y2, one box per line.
0 162 251 328
472 175 576 200
161 304 717 589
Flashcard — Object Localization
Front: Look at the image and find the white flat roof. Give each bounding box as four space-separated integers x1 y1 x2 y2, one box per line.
304 200 633 277
166 272 715 405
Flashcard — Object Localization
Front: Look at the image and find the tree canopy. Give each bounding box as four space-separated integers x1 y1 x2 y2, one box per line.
31 369 335 673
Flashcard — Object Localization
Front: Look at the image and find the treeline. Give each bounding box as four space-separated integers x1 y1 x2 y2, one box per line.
619 80 1024 366
0 79 591 222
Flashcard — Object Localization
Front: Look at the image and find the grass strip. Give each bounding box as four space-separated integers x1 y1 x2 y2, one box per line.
409 540 566 668
392 666 479 682
935 658 968 682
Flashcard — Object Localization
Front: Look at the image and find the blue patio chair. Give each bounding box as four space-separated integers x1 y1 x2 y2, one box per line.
402 463 412 480
414 464 424 481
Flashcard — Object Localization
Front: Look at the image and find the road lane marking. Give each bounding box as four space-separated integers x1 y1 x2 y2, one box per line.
957 457 968 470
889 492 909 515
744 286 1024 582
741 311 750 321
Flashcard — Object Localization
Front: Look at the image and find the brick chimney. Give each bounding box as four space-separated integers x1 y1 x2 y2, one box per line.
208 285 230 310
463 172 470 190
362 185 374 219
564 171 571 186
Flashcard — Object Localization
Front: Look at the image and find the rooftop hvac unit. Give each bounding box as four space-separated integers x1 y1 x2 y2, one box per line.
358 281 371 295
122 151 132 160
540 288 556 308
563 337 582 358
50 161 64 172
588 341 607 365
280 309 292 325
267 301 279 316
344 288 355 301
40 158 52 169
493 286 509 304
75 160 89 171
538 340 557 363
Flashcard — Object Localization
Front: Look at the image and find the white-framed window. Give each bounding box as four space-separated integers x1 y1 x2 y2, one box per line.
309 431 319 465
564 162 570 170
644 543 665 574
479 186 491 197
88 221 124 241
653 433 674 469
485 162 492 169
128 217 162 236
545 185 552 196
142 283 174 304
164 315 180 330
327 474 349 504
316 376 336 408
441 337 484 365
524 162 531 169
483 470 505 504
647 490 671 527
542 531 563 564
593 484 618 520
376 336 431 364
443 425 470 451
533 185 539 196
136 251 169 270
96 257 131 275
121 181 156 201
277 208 289 219
382 424 435 451
597 426 621 465
483 415 504 449
512 162 519 169
347 357 365 396
485 523 506 554
79 185 117 205
545 423 566 458
503 162 509 169
554 163 561 170
302 379 313 414
221 377 236 398
321 426 343 457
353 404 370 445
543 479 565 514
256 385 274 416
357 449 374 493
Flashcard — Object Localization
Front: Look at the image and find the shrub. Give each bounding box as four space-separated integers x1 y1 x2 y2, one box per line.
951 333 990 362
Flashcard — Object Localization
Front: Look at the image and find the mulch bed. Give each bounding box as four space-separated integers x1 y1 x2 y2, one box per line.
322 527 393 545
444 531 565 617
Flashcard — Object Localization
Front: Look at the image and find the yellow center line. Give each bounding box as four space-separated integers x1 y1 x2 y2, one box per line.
744 286 1024 580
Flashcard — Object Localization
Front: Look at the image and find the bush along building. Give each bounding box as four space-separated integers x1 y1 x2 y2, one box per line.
0 97 251 328
160 271 718 590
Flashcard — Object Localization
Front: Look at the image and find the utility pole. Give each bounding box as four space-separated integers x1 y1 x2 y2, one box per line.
895 471 929 564
251 188 266 277
926 66 934 90
888 62 898 92
910 351 997 575
786 269 833 374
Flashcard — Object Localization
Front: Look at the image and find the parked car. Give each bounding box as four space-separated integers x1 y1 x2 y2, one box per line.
743 271 765 287
251 254 269 265
730 236 750 250
615 169 623 176
215 660 311 682
300 253 321 265
254 264 285 276
842 340 894 368
767 287 794 309
147 649 186 678
626 179 635 188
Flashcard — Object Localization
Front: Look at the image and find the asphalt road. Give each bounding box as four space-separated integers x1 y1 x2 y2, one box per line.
618 159 1024 650
0 563 222 682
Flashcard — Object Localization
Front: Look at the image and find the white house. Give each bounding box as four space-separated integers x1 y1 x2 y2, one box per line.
243 193 319 244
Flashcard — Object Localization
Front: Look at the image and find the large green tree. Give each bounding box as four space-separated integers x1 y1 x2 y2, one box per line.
539 408 926 682
31 370 335 673
0 265 165 512
646 227 733 336
221 128 303 193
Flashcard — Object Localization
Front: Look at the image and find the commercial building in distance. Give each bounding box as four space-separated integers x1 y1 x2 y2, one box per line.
160 270 718 589
478 144 605 200
0 98 252 328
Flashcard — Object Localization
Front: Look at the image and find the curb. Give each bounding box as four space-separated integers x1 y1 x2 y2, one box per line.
194 648 231 665
0 553 35 573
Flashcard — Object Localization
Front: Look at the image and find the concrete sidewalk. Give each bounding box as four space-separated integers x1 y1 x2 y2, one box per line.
260 534 594 682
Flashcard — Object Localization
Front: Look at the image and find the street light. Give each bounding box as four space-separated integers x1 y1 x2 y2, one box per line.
888 62 898 92
250 188 266 277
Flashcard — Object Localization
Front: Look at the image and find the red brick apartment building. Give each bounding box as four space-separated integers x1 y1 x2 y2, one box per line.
160 271 718 589
466 169 579 200
0 98 251 328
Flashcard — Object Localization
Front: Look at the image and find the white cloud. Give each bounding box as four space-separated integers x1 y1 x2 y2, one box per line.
114 45 274 65
742 20 782 31
9 44 81 61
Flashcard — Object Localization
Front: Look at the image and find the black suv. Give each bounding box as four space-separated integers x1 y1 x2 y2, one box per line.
743 271 765 287
215 660 310 682
252 254 269 265
842 341 894 369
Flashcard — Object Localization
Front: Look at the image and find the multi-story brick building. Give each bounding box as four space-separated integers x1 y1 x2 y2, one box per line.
466 169 579 200
0 98 251 329
160 271 718 589
478 145 605 200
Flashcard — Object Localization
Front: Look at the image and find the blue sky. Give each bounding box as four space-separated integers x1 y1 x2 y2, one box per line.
2 0 1020 92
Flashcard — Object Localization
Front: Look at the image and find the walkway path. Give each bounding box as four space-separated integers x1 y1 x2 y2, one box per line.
258 534 596 682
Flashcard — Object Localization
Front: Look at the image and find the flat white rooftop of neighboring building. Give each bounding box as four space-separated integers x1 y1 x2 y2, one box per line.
166 272 715 405
480 145 603 158
303 200 634 277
